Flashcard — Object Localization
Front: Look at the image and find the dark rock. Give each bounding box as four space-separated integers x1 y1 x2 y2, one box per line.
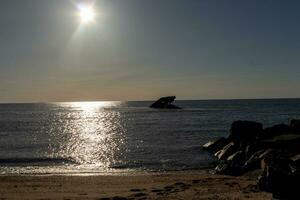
202 137 228 153
290 119 300 133
289 154 300 175
204 120 300 196
259 155 300 199
244 149 273 171
227 151 245 164
214 142 236 160
150 96 181 109
260 134 300 153
215 151 245 176
260 150 286 170
215 160 230 174
229 121 263 147
260 123 292 139
215 161 243 176
258 173 268 191
290 154 300 167
245 144 260 160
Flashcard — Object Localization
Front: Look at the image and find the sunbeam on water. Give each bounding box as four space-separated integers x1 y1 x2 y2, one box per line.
49 101 126 171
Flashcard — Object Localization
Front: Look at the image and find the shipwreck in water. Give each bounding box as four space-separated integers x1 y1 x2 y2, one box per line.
150 96 181 109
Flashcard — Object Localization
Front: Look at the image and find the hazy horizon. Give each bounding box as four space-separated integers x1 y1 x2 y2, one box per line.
1 97 300 104
1 0 300 102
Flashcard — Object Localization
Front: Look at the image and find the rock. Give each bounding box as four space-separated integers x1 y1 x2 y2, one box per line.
229 121 263 147
260 123 292 139
215 160 230 174
215 151 245 176
214 142 236 160
289 154 300 175
150 96 181 109
203 120 300 196
290 119 300 133
244 149 273 171
259 155 300 199
290 154 300 167
261 134 300 153
202 137 228 153
260 150 287 171
227 150 245 168
244 144 260 160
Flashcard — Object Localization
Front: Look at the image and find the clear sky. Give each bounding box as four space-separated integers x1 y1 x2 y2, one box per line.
0 0 300 102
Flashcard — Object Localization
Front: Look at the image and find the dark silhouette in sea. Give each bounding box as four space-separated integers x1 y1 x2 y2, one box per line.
203 119 300 199
150 96 181 109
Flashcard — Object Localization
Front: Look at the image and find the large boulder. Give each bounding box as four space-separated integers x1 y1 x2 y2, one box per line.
243 149 273 171
229 121 263 147
260 134 300 153
214 142 237 160
227 150 245 163
215 161 230 175
203 120 300 194
260 123 292 139
150 96 181 109
202 137 228 153
244 144 261 160
291 154 300 167
290 119 300 133
215 151 245 176
258 154 300 199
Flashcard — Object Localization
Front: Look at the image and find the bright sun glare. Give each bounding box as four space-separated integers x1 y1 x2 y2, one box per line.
78 4 96 23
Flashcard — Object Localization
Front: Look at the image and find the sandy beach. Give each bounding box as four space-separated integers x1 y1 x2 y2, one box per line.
0 170 272 200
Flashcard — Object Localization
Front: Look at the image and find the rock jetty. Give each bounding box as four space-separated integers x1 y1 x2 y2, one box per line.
150 96 181 109
203 120 300 199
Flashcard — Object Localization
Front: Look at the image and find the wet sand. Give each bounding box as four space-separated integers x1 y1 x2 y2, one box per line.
0 171 272 200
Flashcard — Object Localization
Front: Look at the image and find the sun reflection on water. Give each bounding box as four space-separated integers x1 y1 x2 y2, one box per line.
51 101 125 170
71 101 116 111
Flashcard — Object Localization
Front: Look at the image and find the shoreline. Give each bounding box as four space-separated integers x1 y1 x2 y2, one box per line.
0 166 215 177
0 170 272 200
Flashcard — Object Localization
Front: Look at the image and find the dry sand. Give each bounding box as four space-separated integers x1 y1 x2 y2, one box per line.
0 170 273 200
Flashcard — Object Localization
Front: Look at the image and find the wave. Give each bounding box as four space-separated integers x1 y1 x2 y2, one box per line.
0 157 77 166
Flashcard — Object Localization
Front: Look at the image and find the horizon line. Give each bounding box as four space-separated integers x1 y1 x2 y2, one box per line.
0 97 300 104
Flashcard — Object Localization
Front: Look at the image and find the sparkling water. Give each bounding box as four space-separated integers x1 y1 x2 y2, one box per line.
0 99 300 174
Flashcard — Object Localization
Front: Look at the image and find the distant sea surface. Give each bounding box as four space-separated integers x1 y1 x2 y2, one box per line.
0 99 300 175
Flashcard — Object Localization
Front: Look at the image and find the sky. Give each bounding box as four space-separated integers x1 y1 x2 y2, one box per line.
0 0 300 102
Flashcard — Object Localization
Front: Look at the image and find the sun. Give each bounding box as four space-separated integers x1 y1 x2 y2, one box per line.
78 4 96 23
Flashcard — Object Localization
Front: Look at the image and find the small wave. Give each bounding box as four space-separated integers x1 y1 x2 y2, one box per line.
0 157 77 166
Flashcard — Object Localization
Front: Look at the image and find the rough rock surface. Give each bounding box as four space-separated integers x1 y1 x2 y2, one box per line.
202 137 228 153
229 120 263 147
202 119 300 198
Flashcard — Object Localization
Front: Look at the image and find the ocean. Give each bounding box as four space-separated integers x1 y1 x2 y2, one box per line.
0 99 300 175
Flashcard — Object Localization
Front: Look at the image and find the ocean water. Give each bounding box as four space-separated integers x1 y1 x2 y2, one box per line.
0 99 300 175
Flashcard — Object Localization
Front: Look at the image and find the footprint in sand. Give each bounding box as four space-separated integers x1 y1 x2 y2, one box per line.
130 188 147 192
129 192 147 198
111 197 129 200
134 192 147 197
192 179 201 184
174 182 191 190
151 189 163 193
130 189 142 192
164 186 174 192
98 197 128 200
174 182 185 186
224 182 239 188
